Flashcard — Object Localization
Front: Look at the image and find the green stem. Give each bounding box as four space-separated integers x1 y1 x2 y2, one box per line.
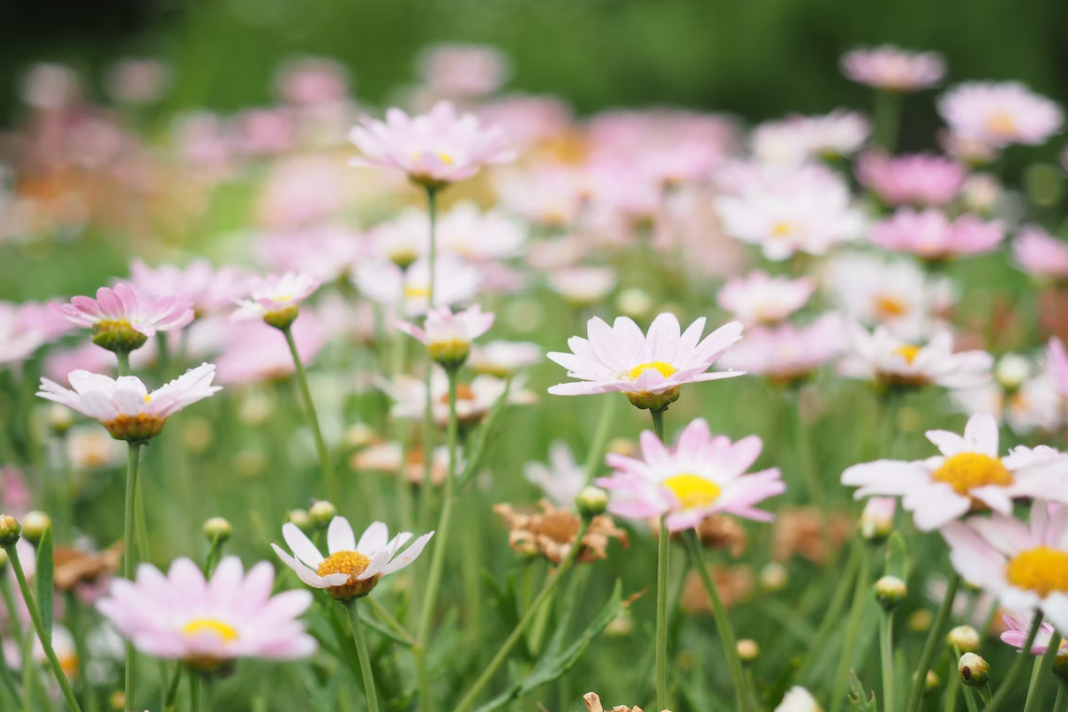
800 542 861 682
421 186 439 496
656 515 670 712
978 685 992 704
979 609 1043 712
124 441 143 712
348 602 381 712
905 573 962 712
417 367 459 712
451 519 591 712
831 545 872 712
683 530 750 712
116 350 130 377
1055 683 1068 712
365 595 415 647
189 672 200 712
1026 630 1062 712
945 646 962 712
3 541 82 712
282 326 337 502
582 396 616 483
880 609 895 712
650 407 666 440
873 90 903 152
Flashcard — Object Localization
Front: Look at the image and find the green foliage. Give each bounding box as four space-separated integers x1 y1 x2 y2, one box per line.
848 671 878 711
34 527 54 642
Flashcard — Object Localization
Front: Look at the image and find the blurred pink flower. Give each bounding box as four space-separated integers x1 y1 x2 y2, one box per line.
234 108 296 156
52 282 194 348
233 273 320 325
352 256 481 317
856 152 965 207
525 441 586 509
717 271 814 325
0 303 48 366
418 44 509 99
44 342 114 381
396 304 494 354
349 101 515 187
751 110 869 165
214 315 325 386
104 59 170 105
494 164 587 227
870 208 1004 260
255 225 365 283
938 82 1064 148
1049 337 1068 400
98 557 316 668
274 56 350 107
1001 611 1063 655
476 94 572 148
546 266 617 306
840 46 945 92
1013 226 1068 281
1 468 31 519
716 313 846 384
940 130 1001 166
256 155 349 229
130 259 251 317
840 324 992 391
595 418 784 531
20 63 80 111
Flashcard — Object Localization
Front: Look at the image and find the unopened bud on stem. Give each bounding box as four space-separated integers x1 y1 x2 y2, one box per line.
203 517 232 543
737 639 759 663
576 487 608 519
21 511 50 544
309 501 336 529
0 515 21 547
958 653 990 687
874 575 907 610
946 625 981 653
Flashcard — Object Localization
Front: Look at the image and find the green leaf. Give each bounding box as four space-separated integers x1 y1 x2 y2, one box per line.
847 671 878 711
885 531 909 581
458 377 513 488
35 526 54 642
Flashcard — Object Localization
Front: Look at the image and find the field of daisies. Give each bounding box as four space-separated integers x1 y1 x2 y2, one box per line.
1 38 1068 712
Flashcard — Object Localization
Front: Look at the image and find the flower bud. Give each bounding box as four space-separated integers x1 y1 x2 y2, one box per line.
309 501 336 529
48 405 75 435
21 511 51 544
923 670 940 693
616 288 653 319
958 653 989 687
605 611 634 637
344 423 376 449
576 486 608 520
908 609 933 632
287 509 312 531
946 625 981 654
874 576 907 610
995 354 1031 391
109 691 125 711
737 639 759 663
0 515 20 546
203 517 232 543
859 497 896 542
760 562 789 592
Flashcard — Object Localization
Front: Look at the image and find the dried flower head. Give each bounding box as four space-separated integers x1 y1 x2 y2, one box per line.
680 564 753 613
772 507 854 564
53 543 122 592
493 500 628 565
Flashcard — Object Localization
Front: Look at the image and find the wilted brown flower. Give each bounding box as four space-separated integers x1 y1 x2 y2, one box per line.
680 564 753 614
54 542 122 591
772 506 854 565
583 691 672 712
493 500 628 564
650 514 747 557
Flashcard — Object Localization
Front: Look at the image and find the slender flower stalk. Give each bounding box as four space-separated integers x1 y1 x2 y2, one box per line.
421 186 439 496
831 545 872 712
282 326 337 501
683 530 750 712
879 608 896 712
190 673 200 712
2 536 83 712
348 602 381 712
1055 684 1068 712
1025 630 1063 712
650 406 670 712
983 611 1043 712
117 350 130 377
906 573 962 712
947 645 965 712
124 441 142 712
452 518 592 712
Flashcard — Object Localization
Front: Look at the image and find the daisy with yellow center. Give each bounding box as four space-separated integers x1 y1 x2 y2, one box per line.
548 313 745 411
272 516 434 601
943 500 1068 636
96 557 317 672
232 272 320 331
595 418 785 532
842 413 1068 531
840 324 993 392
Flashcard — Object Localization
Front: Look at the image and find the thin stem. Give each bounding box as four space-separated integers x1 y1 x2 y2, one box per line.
417 367 460 712
979 609 1043 712
189 672 200 712
116 350 130 377
880 609 895 712
650 407 666 441
3 542 82 712
452 520 591 712
905 573 962 712
348 602 381 712
683 530 750 712
421 186 439 495
124 441 142 712
365 595 415 647
282 326 337 502
656 515 670 712
1025 629 1061 712
831 544 872 712
582 397 615 483
1055 683 1068 712
945 646 962 712
873 90 903 152
977 685 992 704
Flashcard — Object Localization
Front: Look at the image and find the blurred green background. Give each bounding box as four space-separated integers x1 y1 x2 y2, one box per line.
3 0 1068 151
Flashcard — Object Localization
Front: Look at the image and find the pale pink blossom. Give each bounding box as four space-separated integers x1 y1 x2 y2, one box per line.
20 63 80 111
232 273 320 324
349 101 515 187
952 373 1063 437
52 283 194 345
1050 337 1068 400
382 368 534 426
856 152 965 206
44 342 114 381
1013 226 1068 281
353 256 481 318
256 156 349 229
436 201 527 261
97 557 316 667
870 208 1005 260
214 317 325 386
546 267 617 306
840 324 992 391
476 95 572 149
418 44 509 98
840 46 945 92
751 111 869 165
468 341 541 377
0 302 49 366
234 108 296 156
130 259 251 316
595 418 784 531
938 82 1064 148
255 225 365 283
1001 611 1065 655
494 164 587 227
717 271 814 325
940 131 1001 166
395 304 494 355
274 56 350 107
104 58 170 105
844 416 1068 531
525 441 587 509
716 313 846 384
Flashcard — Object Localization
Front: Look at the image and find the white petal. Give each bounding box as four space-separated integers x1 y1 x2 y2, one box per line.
327 516 356 554
379 531 434 575
356 521 389 556
282 523 323 567
271 544 329 589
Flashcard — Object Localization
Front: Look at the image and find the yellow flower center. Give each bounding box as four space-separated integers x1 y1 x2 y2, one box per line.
930 452 1014 495
182 619 239 642
874 295 908 318
770 221 794 238
317 550 379 600
1006 546 1068 599
663 474 722 510
275 294 293 303
893 345 921 364
405 286 430 300
625 361 678 381
413 151 453 165
986 111 1017 136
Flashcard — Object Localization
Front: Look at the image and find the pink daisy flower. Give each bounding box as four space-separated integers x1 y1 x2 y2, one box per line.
233 272 320 330
417 44 509 99
942 501 1068 632
395 304 494 367
349 101 515 188
842 414 1068 531
525 441 586 510
716 312 846 386
353 256 481 318
272 516 433 601
717 271 814 325
840 46 946 92
1001 611 1065 655
1013 226 1068 281
595 417 784 532
547 313 744 410
97 556 316 671
37 364 222 441
856 152 965 207
1050 337 1068 400
468 340 541 377
52 283 194 353
130 259 251 317
840 324 992 391
870 208 1005 260
938 82 1064 148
